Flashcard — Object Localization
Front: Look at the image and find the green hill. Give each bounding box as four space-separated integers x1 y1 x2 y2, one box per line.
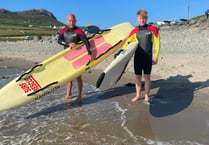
0 8 66 41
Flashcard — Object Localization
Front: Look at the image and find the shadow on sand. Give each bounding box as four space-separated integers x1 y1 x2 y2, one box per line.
149 74 209 117
25 74 209 119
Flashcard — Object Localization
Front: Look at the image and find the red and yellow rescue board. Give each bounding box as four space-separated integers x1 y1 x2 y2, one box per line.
0 22 134 111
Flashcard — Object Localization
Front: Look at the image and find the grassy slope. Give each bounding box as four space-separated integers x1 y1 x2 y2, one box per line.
0 10 66 40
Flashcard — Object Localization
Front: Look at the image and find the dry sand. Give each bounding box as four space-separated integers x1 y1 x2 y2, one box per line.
0 21 209 143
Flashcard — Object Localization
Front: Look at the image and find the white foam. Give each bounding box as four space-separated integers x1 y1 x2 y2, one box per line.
112 101 140 144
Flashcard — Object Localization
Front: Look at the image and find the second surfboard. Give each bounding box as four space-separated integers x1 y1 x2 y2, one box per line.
96 42 138 90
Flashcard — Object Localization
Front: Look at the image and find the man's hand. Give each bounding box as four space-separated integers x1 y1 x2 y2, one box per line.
69 42 76 48
88 55 94 61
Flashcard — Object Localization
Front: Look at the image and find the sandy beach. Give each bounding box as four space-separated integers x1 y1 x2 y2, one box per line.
1 19 209 144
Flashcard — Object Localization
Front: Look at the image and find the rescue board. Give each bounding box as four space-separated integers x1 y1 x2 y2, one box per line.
0 22 134 111
96 42 138 90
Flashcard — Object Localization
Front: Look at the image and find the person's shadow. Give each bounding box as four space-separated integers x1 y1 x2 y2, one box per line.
149 74 209 117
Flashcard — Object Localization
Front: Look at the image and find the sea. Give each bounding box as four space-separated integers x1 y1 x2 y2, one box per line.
0 66 208 145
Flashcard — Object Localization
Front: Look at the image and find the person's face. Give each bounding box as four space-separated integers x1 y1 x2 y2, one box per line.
137 15 147 26
67 15 76 28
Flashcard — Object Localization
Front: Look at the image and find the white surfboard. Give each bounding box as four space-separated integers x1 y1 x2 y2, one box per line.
96 42 138 90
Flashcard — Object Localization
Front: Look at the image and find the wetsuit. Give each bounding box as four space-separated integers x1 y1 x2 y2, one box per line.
123 24 160 75
58 26 91 55
205 9 209 19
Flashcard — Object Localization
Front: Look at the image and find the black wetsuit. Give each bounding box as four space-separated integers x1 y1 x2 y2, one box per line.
58 26 91 55
134 25 153 75
123 24 160 75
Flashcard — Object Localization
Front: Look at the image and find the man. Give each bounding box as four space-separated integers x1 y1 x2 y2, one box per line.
205 8 209 19
58 14 93 102
123 9 160 102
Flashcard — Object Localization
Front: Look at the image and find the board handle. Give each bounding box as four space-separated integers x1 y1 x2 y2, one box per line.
99 29 111 34
27 81 58 96
16 64 43 82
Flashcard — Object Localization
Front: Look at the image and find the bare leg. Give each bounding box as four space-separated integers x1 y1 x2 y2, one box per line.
132 75 142 102
64 81 73 99
75 76 82 103
144 74 150 101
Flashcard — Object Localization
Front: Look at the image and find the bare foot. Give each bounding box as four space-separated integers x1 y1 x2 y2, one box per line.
144 97 150 104
64 95 72 100
131 96 141 102
144 96 149 101
75 97 82 103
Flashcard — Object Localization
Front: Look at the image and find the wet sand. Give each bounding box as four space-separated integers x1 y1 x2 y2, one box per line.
1 23 209 144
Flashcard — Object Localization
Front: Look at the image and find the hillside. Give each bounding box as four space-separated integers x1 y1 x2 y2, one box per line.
151 14 209 30
0 8 208 41
0 8 65 40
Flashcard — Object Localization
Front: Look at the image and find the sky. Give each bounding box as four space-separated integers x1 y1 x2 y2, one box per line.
1 0 209 29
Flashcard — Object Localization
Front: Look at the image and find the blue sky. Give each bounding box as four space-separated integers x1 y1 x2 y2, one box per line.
1 0 209 28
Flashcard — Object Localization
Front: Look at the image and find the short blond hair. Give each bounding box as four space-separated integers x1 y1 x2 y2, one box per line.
137 9 148 18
